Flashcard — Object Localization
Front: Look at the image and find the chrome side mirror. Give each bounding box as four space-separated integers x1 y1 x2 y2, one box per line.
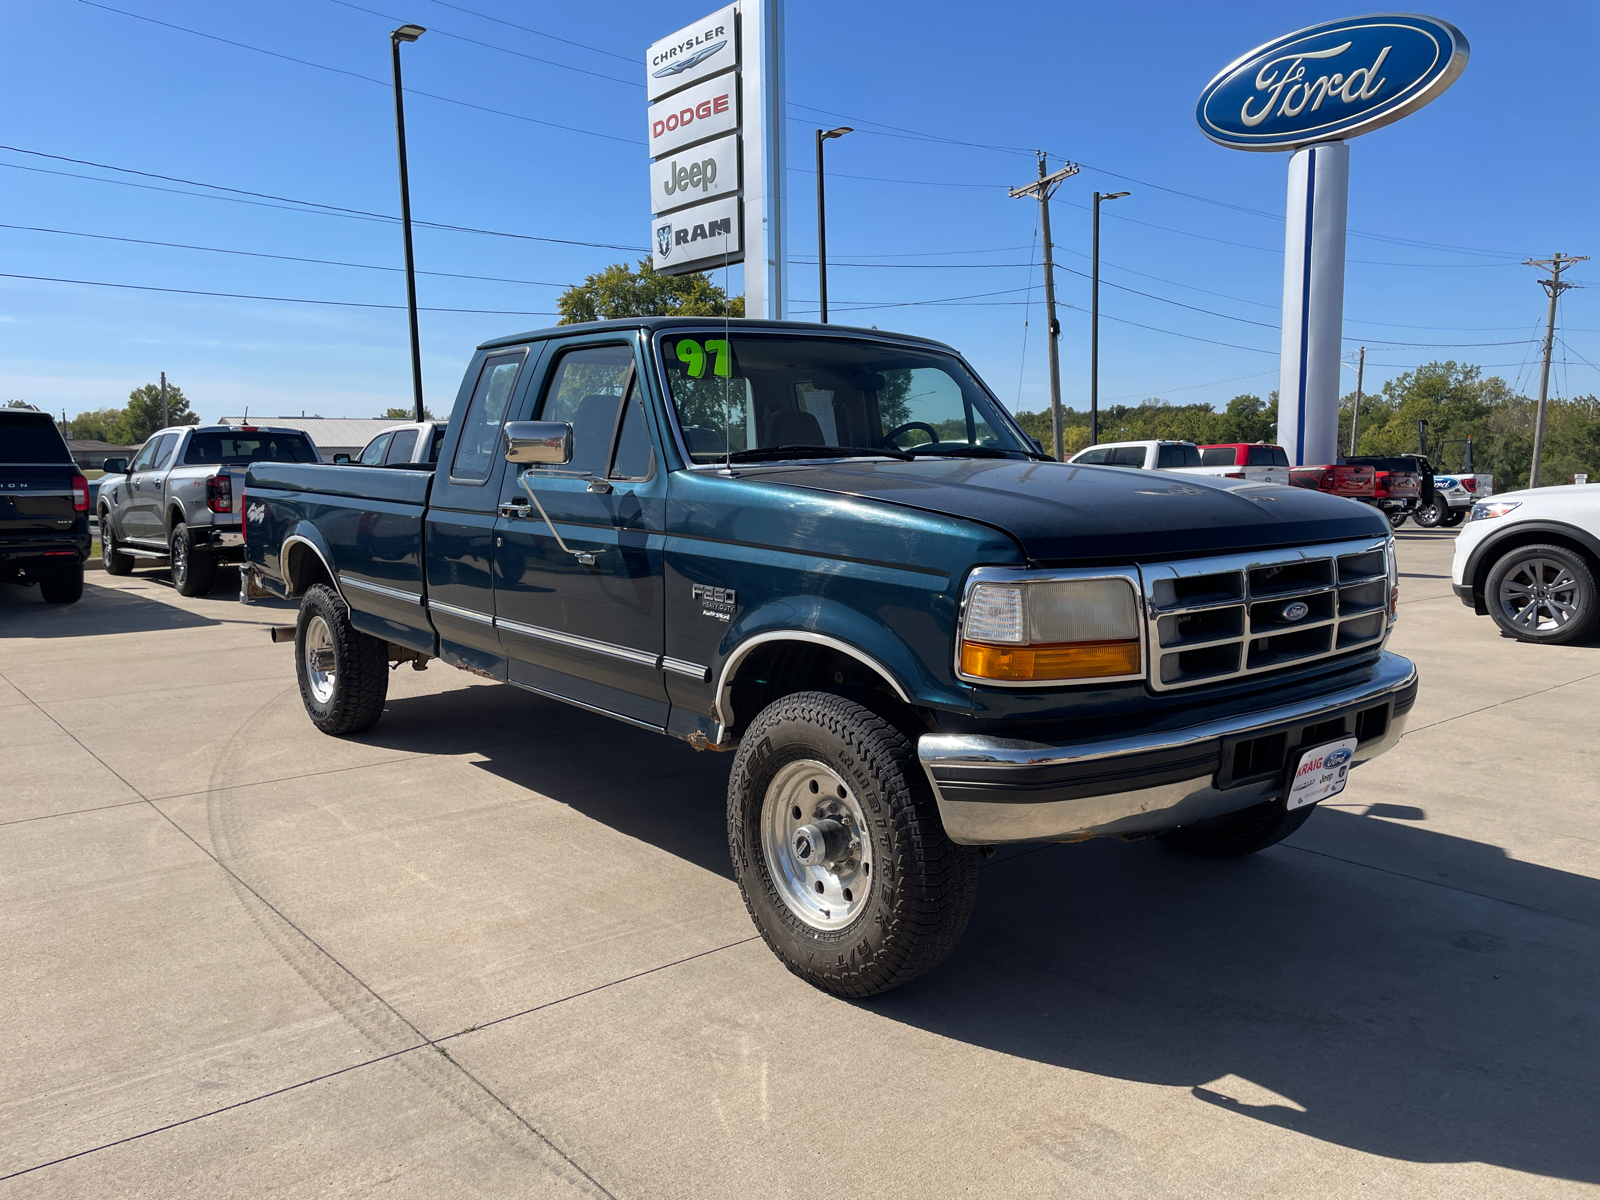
504 421 573 465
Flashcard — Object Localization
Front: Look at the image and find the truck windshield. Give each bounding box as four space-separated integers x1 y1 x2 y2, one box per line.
657 332 1031 464
183 432 319 465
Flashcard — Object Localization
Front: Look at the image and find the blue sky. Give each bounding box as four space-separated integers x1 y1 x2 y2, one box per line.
3 0 1596 424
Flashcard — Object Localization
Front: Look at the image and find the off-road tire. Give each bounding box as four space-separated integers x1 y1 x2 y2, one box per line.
39 560 84 604
1159 797 1316 859
1441 509 1464 528
727 690 978 998
170 523 216 596
100 513 133 575
1413 497 1449 528
1485 543 1598 645
295 583 389 735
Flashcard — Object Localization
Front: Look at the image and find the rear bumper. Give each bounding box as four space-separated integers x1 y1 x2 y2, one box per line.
918 651 1418 845
1 538 90 564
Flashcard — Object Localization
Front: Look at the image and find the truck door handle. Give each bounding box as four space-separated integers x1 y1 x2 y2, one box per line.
498 502 532 518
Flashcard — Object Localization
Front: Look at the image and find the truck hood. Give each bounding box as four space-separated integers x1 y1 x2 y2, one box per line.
749 458 1389 561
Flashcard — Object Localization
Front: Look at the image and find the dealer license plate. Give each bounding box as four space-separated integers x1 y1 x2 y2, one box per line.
1285 737 1358 810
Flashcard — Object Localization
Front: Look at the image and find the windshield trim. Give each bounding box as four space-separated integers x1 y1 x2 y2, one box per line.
649 326 1036 471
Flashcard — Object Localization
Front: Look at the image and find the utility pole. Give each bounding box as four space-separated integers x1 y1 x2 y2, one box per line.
1349 346 1364 456
160 371 168 429
1090 190 1129 447
390 24 428 423
1010 153 1079 460
1524 251 1587 488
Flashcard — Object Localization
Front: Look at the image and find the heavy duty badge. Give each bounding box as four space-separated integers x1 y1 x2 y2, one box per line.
691 583 737 621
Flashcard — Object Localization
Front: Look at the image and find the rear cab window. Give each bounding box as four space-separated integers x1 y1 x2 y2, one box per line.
1109 446 1148 467
1201 446 1239 467
1156 444 1201 469
183 431 319 465
385 429 419 465
0 413 72 463
1248 446 1290 468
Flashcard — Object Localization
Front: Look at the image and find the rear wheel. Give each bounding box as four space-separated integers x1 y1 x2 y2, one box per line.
1387 509 1409 530
38 560 84 604
1486 544 1598 644
171 523 216 596
101 513 133 575
1440 509 1464 528
1159 797 1315 858
727 691 978 997
295 583 389 734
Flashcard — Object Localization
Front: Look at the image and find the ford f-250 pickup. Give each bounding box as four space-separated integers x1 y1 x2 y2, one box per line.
243 317 1417 997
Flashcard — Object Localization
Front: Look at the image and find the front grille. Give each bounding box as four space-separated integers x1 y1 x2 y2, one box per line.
1142 538 1391 691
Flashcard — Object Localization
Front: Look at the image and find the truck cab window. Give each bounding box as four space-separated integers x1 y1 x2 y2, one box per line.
536 345 636 479
385 429 418 465
1074 448 1108 464
610 392 655 480
127 439 159 474
451 352 526 482
1202 447 1238 467
361 433 392 466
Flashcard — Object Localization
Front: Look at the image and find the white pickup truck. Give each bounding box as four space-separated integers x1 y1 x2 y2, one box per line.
1067 440 1215 476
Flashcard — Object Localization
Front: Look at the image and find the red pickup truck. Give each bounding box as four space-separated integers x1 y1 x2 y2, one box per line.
1343 455 1432 529
1289 462 1377 500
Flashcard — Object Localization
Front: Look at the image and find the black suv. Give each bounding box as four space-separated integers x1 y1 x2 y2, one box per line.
1 408 90 603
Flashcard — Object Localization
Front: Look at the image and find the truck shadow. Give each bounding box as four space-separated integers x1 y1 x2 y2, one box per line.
0 577 221 636
359 688 1600 1184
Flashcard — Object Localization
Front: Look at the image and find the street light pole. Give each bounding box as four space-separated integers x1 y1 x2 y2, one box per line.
1090 190 1129 447
815 126 851 323
390 24 427 423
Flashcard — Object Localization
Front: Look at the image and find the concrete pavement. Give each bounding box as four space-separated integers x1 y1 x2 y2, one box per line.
2 530 1597 1197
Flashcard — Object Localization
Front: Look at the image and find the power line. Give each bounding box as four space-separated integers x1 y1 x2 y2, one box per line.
0 270 558 317
422 0 636 64
78 0 642 145
0 223 576 288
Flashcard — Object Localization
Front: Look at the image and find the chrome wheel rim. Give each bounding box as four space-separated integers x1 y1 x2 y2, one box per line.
1498 557 1582 634
102 524 115 566
172 532 188 584
303 615 336 704
761 759 872 931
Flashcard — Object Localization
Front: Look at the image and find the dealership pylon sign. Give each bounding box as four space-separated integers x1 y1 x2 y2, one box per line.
1196 16 1468 466
646 2 788 318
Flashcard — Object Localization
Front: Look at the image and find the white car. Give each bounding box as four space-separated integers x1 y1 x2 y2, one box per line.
1414 471 1494 528
1067 440 1217 476
339 420 448 467
1452 484 1600 643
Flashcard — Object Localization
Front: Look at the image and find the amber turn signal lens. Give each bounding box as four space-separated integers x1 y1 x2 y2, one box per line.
960 639 1140 681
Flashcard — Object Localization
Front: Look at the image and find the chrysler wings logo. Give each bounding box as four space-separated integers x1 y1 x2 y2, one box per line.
652 41 726 79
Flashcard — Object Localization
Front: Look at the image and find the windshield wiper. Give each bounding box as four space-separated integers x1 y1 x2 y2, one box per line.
905 445 1050 461
724 444 913 463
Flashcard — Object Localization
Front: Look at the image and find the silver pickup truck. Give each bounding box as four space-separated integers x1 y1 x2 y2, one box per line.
98 424 320 594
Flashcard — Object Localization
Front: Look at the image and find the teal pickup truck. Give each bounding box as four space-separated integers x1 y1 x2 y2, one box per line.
244 317 1416 996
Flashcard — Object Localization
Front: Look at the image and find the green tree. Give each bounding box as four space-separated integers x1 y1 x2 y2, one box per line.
382 406 435 420
557 259 744 324
59 407 128 442
112 382 197 443
6 399 36 409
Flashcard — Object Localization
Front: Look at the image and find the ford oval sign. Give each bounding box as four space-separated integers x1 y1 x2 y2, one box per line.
1324 747 1354 770
1197 15 1468 151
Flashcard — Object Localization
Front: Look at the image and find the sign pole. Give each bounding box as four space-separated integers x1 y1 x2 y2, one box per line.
740 0 787 319
1276 141 1348 468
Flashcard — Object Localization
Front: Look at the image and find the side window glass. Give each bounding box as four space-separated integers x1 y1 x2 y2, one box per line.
537 345 635 478
129 439 159 473
452 353 526 482
1075 448 1107 465
610 390 655 480
1271 447 1291 468
361 433 392 466
152 434 180 470
1201 447 1236 467
1157 445 1183 469
1111 446 1146 467
428 427 446 463
385 429 418 464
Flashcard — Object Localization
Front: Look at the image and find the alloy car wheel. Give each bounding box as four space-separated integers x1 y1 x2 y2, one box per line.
1487 544 1598 645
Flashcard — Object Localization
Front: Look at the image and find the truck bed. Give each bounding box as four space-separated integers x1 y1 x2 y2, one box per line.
245 462 436 653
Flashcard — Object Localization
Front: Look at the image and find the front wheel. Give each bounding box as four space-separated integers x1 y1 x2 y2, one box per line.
101 514 134 575
171 523 216 596
1486 543 1598 644
295 583 389 734
1412 497 1449 528
1441 509 1464 528
727 691 977 997
1387 509 1409 530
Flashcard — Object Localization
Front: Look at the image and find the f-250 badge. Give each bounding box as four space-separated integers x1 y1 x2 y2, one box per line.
691 583 736 622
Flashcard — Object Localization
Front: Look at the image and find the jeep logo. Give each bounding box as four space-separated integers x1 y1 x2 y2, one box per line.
662 156 717 199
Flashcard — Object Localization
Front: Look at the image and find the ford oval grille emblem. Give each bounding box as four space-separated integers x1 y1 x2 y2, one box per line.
1281 601 1311 622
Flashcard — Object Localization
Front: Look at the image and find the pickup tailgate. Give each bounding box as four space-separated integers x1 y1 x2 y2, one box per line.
245 462 435 653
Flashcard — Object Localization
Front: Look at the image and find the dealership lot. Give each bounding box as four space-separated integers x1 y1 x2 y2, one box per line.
2 529 1597 1198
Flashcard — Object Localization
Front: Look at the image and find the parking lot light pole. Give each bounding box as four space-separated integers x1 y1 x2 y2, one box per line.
815 127 852 323
1091 191 1129 447
390 24 427 423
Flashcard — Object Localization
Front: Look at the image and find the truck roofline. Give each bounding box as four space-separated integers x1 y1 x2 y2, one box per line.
476 316 957 353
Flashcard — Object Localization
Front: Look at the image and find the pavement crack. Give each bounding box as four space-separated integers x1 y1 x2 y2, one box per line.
1402 668 1600 737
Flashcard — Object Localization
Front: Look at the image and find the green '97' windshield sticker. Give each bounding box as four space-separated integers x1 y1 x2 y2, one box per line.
675 338 730 379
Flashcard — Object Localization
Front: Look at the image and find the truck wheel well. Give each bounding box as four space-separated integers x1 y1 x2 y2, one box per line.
283 540 335 598
1475 530 1600 595
721 638 928 742
166 503 187 536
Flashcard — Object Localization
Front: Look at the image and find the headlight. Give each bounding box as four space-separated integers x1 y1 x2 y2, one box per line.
1470 500 1521 521
959 575 1142 682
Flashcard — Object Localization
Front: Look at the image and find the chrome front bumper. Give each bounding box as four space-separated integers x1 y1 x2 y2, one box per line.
919 651 1417 845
